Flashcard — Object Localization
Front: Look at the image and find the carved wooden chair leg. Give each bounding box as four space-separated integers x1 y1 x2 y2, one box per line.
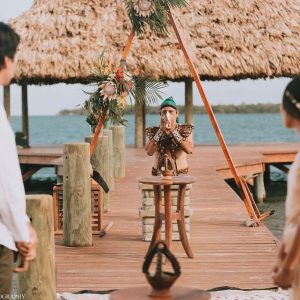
146 185 162 256
177 185 194 258
164 185 172 252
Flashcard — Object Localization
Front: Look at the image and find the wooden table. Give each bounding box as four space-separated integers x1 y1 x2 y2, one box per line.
139 176 196 258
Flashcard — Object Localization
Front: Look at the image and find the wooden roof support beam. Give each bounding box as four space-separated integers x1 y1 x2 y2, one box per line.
4 85 11 122
185 78 193 125
22 84 29 148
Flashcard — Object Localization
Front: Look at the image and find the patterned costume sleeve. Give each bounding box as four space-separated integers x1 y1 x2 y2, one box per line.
145 126 160 141
178 124 194 140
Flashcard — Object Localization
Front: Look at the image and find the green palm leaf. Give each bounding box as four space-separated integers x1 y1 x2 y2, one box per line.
131 77 167 105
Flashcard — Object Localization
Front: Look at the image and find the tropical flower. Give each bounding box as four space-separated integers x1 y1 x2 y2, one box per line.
133 0 156 17
99 81 117 101
115 68 125 81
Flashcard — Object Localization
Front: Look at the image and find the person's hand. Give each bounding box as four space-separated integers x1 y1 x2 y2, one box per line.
160 113 174 134
160 122 171 134
27 224 38 260
272 266 294 289
272 254 285 274
14 224 38 272
16 224 38 268
16 224 38 260
14 256 29 273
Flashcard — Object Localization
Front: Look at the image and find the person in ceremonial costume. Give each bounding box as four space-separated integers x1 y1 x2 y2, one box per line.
145 97 193 176
272 77 300 299
0 22 38 297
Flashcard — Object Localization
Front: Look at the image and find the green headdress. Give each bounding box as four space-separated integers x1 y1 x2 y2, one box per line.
160 97 177 110
160 97 179 123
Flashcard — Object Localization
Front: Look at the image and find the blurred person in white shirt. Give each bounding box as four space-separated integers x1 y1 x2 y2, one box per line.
0 22 38 297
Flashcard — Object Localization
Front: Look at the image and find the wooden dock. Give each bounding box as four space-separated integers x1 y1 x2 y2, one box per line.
19 143 299 292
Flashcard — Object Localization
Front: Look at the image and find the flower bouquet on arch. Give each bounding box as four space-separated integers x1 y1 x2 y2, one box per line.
83 51 167 134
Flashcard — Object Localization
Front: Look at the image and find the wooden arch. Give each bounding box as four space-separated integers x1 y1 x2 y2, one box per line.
90 10 273 225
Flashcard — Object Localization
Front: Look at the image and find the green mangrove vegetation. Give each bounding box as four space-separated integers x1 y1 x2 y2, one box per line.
59 103 280 116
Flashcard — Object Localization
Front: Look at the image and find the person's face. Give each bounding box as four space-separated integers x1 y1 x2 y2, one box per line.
281 105 300 134
0 56 16 86
160 106 178 131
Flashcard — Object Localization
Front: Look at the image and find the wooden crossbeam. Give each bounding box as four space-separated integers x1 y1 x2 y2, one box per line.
22 166 41 182
271 163 290 174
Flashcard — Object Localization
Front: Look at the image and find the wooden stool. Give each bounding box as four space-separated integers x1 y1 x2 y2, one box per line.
52 180 103 234
139 176 196 258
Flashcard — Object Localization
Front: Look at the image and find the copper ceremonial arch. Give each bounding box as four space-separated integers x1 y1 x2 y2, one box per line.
90 9 273 225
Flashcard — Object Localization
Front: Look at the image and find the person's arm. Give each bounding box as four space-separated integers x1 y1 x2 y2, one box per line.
180 132 193 154
145 128 163 156
0 122 30 244
14 224 38 273
0 116 38 271
273 242 286 271
273 224 300 289
145 139 157 156
272 242 286 278
170 128 193 154
283 226 300 271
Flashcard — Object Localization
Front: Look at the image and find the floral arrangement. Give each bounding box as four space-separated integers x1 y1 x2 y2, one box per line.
125 0 188 34
83 52 167 131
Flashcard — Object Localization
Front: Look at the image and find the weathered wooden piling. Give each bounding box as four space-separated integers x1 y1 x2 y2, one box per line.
110 125 126 179
254 172 266 203
85 136 110 212
63 143 92 246
264 164 271 187
103 128 115 191
17 195 56 300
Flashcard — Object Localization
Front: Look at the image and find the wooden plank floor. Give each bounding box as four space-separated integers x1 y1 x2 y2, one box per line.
54 143 299 292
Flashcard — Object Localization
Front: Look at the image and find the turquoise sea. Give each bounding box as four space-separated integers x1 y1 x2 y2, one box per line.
12 113 299 239
11 113 299 145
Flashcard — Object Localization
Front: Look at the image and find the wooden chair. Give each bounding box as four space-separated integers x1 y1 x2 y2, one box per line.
52 180 103 234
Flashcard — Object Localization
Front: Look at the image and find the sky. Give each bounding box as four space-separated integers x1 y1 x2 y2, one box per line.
0 0 291 116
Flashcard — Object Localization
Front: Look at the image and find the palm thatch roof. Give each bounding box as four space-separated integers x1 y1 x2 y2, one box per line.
10 0 300 84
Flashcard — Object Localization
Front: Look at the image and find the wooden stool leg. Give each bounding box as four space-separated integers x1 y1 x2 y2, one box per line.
147 185 162 254
164 185 172 252
177 184 194 258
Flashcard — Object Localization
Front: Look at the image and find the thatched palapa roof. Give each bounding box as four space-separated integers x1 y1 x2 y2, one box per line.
10 0 300 84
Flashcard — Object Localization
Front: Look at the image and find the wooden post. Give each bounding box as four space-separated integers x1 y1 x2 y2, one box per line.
22 84 29 147
63 143 92 246
135 102 146 148
254 173 266 203
135 82 146 148
17 195 56 300
185 78 193 124
103 128 115 191
110 125 126 179
85 136 110 212
3 85 10 122
264 164 271 188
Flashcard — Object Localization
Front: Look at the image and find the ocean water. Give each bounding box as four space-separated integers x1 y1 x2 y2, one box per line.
258 181 287 239
11 113 299 145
